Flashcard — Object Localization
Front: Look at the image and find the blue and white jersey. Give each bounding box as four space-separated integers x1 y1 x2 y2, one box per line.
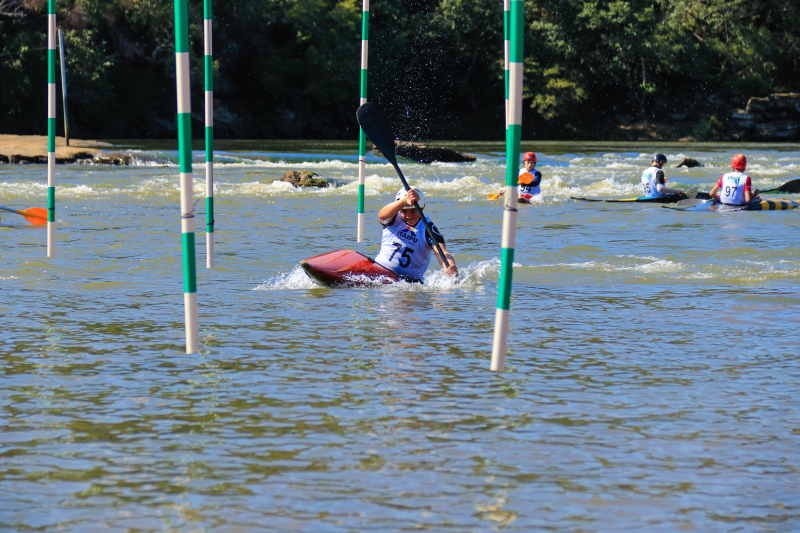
374 214 445 281
518 168 542 198
641 167 666 197
716 172 752 205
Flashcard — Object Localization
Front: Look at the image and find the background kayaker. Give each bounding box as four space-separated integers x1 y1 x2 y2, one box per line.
497 152 543 202
709 154 761 205
641 153 681 197
374 188 459 280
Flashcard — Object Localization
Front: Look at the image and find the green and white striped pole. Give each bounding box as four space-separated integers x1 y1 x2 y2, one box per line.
356 0 369 242
174 0 199 353
204 0 215 268
491 0 523 372
46 0 56 257
504 0 509 129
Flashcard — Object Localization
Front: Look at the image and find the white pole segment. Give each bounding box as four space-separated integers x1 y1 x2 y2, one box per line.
176 53 191 113
185 292 199 352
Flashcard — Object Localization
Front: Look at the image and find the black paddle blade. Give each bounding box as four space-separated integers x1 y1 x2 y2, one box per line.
778 178 800 193
356 103 397 166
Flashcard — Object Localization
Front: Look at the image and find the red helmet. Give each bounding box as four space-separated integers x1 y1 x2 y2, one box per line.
732 154 747 171
523 152 537 162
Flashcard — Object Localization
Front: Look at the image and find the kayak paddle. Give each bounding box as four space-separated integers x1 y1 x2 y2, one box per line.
488 172 538 200
356 102 451 269
761 178 800 194
0 205 48 225
673 198 709 208
572 187 699 203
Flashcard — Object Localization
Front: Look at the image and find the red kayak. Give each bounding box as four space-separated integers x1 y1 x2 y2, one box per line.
300 249 401 287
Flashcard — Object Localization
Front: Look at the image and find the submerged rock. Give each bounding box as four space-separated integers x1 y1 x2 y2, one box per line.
275 171 329 188
373 140 476 164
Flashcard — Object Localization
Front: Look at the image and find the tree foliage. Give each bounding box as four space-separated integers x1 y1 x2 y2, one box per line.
0 0 798 139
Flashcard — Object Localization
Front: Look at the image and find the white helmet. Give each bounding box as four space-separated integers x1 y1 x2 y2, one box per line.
395 187 425 209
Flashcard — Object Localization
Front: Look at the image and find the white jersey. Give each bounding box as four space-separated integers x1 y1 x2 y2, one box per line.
716 172 752 205
640 167 666 197
518 168 542 198
374 214 444 281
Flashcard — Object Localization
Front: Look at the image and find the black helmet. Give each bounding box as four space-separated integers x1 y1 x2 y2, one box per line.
653 153 667 164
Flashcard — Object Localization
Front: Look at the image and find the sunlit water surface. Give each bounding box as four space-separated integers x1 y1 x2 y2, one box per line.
2 140 799 532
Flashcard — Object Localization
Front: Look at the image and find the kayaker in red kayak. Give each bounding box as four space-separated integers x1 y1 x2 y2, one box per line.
709 154 761 205
374 188 459 281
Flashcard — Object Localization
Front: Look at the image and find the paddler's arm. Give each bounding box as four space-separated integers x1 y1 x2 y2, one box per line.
433 243 458 277
744 178 760 202
657 183 681 195
656 170 680 195
378 190 419 224
709 182 722 201
744 188 761 203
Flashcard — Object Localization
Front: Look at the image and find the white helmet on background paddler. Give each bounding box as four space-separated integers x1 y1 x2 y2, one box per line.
395 187 425 209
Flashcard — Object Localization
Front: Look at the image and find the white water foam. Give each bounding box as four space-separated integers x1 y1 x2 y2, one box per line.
254 258 503 292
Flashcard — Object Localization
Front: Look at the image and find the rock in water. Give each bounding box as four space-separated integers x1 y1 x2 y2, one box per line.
93 152 134 165
676 158 703 168
373 140 476 164
274 171 329 188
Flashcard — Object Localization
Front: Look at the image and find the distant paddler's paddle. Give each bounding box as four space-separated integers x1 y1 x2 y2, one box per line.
0 205 48 225
673 198 709 208
488 172 537 200
356 102 451 269
761 178 800 194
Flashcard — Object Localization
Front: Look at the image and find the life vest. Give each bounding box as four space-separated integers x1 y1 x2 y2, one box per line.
640 167 665 197
518 169 542 199
374 214 444 280
717 172 751 205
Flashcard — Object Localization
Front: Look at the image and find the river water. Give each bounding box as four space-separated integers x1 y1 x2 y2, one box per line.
2 140 799 532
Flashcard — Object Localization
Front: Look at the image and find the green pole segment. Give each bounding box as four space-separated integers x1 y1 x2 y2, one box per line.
204 0 215 268
174 0 199 354
46 0 56 257
504 0 509 129
491 0 523 372
357 0 369 242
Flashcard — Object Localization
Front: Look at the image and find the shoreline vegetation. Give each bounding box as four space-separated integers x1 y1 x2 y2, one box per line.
1 1 799 142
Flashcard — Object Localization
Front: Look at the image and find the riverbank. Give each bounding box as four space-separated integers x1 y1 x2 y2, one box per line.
0 134 129 164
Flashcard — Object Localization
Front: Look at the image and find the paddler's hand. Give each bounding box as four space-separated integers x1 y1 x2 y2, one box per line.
444 263 458 277
405 189 420 207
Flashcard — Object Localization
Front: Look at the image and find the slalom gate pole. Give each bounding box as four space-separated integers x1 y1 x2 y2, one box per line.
46 0 56 257
174 0 199 354
491 0 523 372
504 0 509 129
356 0 369 242
58 28 69 146
204 0 215 268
